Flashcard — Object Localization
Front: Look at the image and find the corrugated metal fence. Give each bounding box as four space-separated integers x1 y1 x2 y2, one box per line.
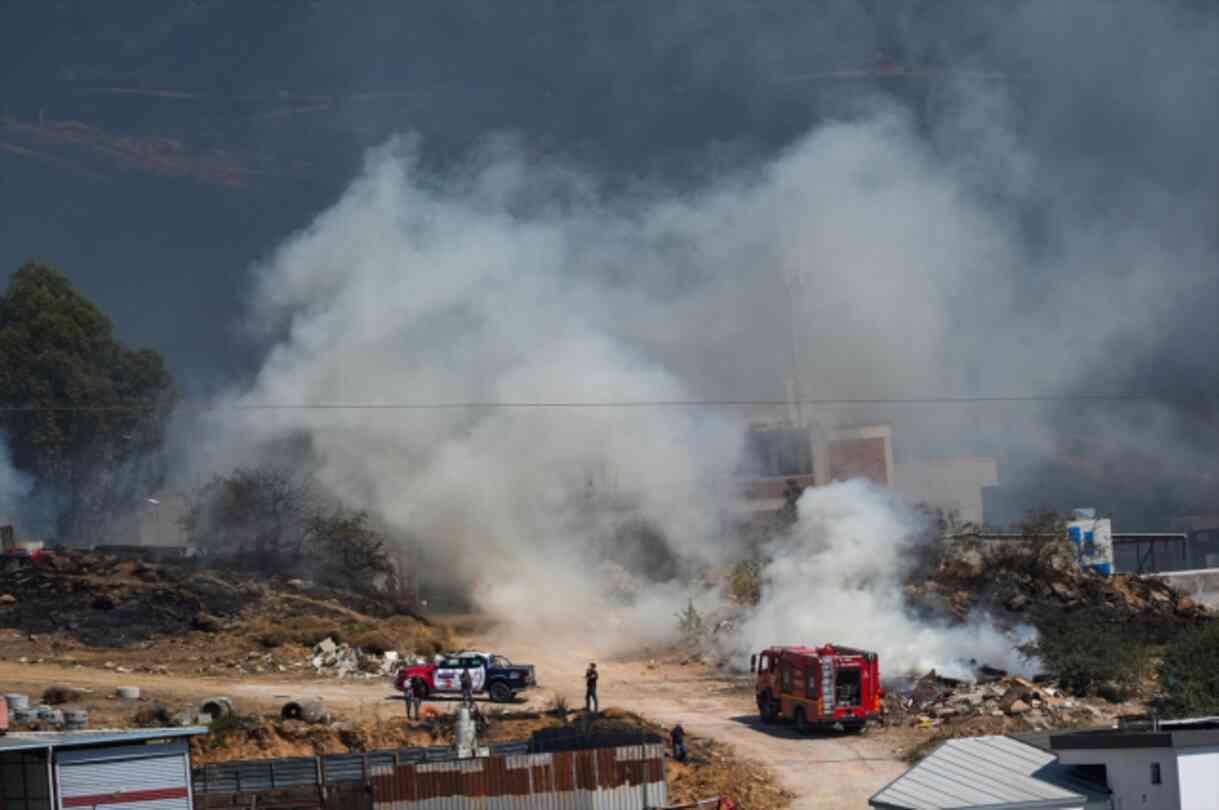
369 743 666 810
194 739 666 810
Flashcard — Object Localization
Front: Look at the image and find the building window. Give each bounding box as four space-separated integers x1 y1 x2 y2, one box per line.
782 665 793 692
1150 762 1161 785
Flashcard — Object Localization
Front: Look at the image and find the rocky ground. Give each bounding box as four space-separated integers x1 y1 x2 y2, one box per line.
920 536 1209 633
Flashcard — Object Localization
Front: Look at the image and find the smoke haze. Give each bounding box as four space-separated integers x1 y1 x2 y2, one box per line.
739 481 1034 679
1 0 1204 670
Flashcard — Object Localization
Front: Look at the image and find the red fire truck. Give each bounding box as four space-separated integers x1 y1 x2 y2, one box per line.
750 645 881 733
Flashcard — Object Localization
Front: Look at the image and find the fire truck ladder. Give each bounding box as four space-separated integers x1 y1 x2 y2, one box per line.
820 657 835 717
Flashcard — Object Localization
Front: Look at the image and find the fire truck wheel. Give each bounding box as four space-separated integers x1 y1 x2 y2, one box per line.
843 721 866 734
794 706 809 734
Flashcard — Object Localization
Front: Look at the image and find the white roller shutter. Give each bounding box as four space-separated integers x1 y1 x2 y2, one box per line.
54 742 191 810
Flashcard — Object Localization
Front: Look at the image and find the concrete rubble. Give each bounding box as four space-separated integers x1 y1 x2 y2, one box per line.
886 669 1124 732
310 636 403 679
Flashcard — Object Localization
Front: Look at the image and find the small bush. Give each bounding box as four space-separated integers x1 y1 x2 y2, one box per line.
676 598 703 650
346 627 398 655
131 703 174 728
1158 619 1219 718
206 713 257 749
1021 607 1150 699
729 560 763 606
42 686 82 705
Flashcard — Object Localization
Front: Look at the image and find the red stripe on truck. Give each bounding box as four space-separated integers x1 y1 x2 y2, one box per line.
62 787 188 807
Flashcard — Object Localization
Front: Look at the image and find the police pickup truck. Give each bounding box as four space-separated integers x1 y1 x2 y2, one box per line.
395 650 537 703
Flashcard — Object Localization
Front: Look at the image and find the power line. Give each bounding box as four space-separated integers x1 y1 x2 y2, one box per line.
0 393 1160 412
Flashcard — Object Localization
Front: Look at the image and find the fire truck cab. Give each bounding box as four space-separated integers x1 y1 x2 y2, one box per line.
751 644 880 733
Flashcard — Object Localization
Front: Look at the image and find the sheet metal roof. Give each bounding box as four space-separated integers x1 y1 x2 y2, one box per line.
0 727 207 753
870 735 1108 810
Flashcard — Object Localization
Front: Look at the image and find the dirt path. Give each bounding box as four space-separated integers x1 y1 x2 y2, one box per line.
0 635 907 809
479 636 908 810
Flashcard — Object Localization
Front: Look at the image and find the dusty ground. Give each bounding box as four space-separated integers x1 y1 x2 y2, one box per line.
0 618 908 810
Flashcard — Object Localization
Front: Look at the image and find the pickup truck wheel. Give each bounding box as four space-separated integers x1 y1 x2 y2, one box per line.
489 682 512 703
412 679 430 700
794 706 809 734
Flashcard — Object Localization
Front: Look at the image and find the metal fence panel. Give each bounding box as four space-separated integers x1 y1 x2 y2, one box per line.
195 740 665 810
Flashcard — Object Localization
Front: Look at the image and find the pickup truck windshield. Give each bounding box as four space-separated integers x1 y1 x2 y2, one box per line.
491 656 512 668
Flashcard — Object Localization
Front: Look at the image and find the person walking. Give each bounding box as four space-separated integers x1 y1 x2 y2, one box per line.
671 723 687 763
401 676 416 720
585 662 599 713
460 668 474 707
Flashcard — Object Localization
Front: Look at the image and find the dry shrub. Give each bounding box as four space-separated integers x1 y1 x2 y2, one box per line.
131 703 174 728
42 686 83 705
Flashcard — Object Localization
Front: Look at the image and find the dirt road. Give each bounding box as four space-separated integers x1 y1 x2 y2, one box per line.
0 637 906 809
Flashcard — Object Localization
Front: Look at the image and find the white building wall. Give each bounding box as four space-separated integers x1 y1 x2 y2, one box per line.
1059 748 1180 809
1177 746 1219 810
892 457 998 526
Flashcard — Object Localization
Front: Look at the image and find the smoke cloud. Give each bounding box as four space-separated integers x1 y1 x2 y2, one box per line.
170 1 1217 670
738 481 1033 679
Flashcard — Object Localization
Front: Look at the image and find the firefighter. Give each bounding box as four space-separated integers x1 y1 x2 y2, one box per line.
585 662 599 713
671 723 687 763
460 668 474 706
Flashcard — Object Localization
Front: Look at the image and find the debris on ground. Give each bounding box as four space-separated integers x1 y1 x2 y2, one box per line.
309 637 404 679
916 538 1209 634
884 669 1132 733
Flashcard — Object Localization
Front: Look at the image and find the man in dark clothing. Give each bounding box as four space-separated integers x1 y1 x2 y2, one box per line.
585 662 599 713
671 723 687 762
401 676 416 720
460 668 474 706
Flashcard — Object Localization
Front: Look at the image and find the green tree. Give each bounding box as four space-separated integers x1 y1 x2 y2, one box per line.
304 508 394 595
0 261 175 539
1158 620 1219 718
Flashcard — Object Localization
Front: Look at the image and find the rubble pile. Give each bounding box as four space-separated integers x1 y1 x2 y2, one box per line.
885 669 1126 732
310 637 404 679
910 539 1209 635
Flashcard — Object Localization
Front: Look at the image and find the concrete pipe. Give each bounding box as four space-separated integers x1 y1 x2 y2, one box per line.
115 686 141 701
63 709 88 730
280 699 328 724
4 694 29 711
200 697 233 720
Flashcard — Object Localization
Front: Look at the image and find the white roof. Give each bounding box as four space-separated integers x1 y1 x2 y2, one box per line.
870 736 1108 810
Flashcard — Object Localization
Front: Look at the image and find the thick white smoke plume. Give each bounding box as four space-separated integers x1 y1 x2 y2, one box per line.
179 78 1206 667
738 481 1033 680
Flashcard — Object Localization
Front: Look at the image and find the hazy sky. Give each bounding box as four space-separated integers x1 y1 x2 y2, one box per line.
2 0 1217 525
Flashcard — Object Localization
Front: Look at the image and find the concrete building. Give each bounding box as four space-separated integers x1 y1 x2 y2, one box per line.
871 720 1219 810
1051 719 1219 810
0 727 205 810
893 457 999 527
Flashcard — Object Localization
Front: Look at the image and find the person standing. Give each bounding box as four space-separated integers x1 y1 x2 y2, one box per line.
401 676 416 720
671 723 687 762
585 662 599 713
460 667 474 707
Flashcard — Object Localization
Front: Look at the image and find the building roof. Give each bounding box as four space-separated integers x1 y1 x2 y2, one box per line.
0 727 207 753
870 736 1109 810
1051 719 1219 751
